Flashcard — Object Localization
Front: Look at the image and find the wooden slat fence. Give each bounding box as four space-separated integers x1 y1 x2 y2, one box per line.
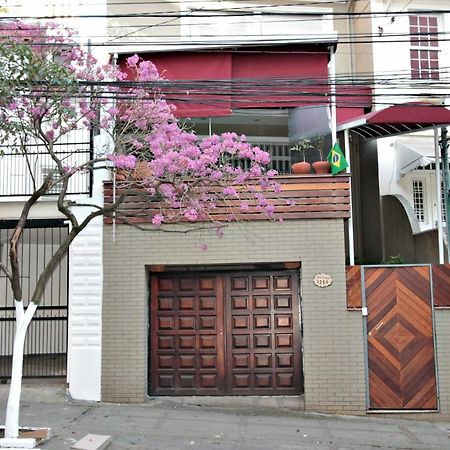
104 174 350 225
346 264 450 309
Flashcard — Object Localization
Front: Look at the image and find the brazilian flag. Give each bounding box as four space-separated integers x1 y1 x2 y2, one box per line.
327 142 348 175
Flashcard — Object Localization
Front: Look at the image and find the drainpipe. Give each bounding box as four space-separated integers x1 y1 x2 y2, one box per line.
440 127 450 262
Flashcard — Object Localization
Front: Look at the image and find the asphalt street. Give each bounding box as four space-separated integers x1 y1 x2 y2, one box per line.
1 380 450 450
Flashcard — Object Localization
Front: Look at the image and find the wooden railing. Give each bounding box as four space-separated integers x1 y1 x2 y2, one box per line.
103 174 351 225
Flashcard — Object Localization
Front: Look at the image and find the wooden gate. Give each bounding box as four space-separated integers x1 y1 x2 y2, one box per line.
150 270 302 395
362 266 438 410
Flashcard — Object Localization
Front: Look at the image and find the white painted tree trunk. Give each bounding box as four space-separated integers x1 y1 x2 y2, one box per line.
4 301 38 439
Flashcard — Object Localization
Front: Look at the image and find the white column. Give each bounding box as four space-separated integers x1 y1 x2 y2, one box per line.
67 160 108 401
434 128 444 264
329 46 337 145
344 129 355 265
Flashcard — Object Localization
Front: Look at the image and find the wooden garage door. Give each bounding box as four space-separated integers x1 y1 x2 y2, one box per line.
150 271 302 395
226 272 302 394
363 266 438 410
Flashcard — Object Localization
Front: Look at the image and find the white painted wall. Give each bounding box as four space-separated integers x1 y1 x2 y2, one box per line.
362 1 450 235
67 157 109 401
0 0 109 401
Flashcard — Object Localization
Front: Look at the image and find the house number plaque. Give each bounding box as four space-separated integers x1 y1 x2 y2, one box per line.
313 273 333 288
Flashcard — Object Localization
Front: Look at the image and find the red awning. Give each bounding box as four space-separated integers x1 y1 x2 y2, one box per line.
337 103 450 139
118 47 372 120
119 52 232 117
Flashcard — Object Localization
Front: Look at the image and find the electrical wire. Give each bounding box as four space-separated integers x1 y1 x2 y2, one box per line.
2 8 450 20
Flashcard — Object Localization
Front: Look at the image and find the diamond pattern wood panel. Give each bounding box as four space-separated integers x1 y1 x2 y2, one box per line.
364 266 437 410
432 264 450 307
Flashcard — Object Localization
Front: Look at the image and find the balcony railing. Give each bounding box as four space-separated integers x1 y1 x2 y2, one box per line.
0 131 93 197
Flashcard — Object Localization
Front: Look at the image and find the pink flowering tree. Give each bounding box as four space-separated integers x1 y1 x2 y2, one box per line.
0 22 277 443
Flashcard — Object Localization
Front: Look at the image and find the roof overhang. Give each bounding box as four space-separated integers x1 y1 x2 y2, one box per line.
337 103 450 140
107 35 338 56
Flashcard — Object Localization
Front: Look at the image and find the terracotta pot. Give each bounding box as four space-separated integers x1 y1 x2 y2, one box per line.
312 161 331 174
291 161 311 174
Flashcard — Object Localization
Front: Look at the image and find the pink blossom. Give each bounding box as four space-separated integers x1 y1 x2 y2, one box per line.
108 154 137 170
152 214 163 228
223 186 238 197
107 107 119 116
126 54 140 68
184 209 198 221
265 204 275 218
200 243 208 252
45 130 55 141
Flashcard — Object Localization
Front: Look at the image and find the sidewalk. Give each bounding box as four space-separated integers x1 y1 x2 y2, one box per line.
1 379 450 450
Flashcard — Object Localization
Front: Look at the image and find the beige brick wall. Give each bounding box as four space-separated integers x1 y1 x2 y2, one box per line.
435 310 450 414
102 219 367 409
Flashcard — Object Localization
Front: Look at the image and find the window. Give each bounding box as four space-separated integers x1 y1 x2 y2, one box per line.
412 179 426 222
409 15 439 80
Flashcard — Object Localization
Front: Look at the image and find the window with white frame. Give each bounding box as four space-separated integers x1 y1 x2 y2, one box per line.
409 15 439 80
412 179 426 222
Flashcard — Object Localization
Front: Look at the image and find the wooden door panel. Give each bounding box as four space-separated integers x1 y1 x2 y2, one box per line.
364 266 437 410
225 271 302 394
151 270 302 395
150 273 224 395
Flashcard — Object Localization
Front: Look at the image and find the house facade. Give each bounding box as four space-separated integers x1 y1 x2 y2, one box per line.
1 0 450 416
99 0 450 416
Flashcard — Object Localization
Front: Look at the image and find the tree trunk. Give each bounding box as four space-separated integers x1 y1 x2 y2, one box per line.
4 301 37 439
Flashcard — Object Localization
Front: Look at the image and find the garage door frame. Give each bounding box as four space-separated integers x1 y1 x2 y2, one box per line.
149 268 303 396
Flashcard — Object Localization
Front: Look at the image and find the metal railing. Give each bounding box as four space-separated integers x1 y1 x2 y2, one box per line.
0 130 93 197
0 220 68 379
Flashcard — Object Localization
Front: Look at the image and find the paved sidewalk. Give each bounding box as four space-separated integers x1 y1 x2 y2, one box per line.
1 380 450 449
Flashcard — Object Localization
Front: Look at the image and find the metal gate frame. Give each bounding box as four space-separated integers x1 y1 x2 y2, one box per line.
361 264 440 412
0 219 69 379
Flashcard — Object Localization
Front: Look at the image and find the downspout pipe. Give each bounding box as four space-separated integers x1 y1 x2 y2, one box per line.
441 127 450 262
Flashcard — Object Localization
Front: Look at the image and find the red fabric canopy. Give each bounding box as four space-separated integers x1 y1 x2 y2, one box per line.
338 103 450 139
231 49 329 109
118 47 371 120
365 103 450 124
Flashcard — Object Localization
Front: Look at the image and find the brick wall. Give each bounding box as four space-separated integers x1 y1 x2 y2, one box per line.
435 310 450 413
102 219 367 409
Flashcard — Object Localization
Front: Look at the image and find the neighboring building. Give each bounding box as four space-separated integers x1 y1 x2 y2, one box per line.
0 0 110 400
341 0 450 264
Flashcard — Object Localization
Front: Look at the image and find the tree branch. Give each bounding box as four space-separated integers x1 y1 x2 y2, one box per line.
9 173 53 302
30 185 133 305
0 261 13 282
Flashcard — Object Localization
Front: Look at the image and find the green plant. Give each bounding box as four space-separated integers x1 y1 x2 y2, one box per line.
289 138 313 162
382 254 406 265
312 133 326 161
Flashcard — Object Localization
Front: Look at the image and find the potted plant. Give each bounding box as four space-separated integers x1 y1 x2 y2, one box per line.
311 134 331 174
290 138 313 174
